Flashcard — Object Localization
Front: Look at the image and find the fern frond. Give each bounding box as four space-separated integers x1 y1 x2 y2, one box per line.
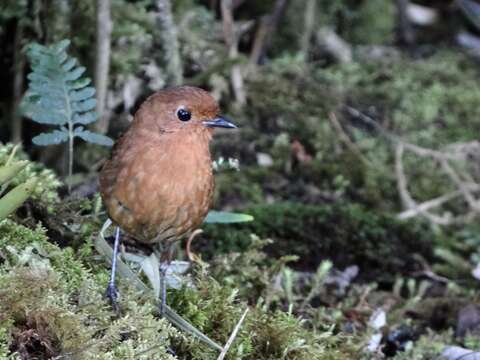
22 39 113 147
21 39 113 190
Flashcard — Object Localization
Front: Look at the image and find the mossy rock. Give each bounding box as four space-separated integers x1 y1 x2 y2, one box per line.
203 202 434 285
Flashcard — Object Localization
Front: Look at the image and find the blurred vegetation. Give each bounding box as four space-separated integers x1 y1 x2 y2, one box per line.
2 0 480 358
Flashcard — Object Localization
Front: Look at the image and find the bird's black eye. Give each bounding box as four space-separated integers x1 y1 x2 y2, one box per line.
177 108 191 122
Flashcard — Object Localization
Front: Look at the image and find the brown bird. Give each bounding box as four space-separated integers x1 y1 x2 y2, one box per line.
99 86 236 310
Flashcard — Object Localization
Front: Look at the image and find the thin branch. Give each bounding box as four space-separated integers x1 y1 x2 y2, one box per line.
94 0 112 134
395 143 414 209
221 0 246 106
328 112 372 167
395 0 415 46
248 0 289 70
439 158 480 211
344 106 448 159
394 143 452 225
155 0 183 86
300 0 316 61
217 308 249 360
398 191 466 220
344 105 480 225
11 19 25 144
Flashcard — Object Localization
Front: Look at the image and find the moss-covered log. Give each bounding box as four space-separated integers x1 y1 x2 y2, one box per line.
203 202 434 284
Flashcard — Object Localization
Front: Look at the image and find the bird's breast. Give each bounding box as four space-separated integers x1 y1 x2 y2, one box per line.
106 130 214 245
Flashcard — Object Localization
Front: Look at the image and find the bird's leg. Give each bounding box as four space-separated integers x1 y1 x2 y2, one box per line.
159 264 168 316
106 226 121 312
159 244 175 317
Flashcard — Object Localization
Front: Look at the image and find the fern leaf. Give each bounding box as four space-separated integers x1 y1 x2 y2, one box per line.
36 96 66 109
74 129 114 146
73 111 97 125
70 78 91 90
32 130 69 146
29 82 63 97
72 98 96 113
29 108 68 125
70 87 96 102
27 72 50 83
66 66 86 81
24 39 113 155
62 58 77 72
52 39 70 54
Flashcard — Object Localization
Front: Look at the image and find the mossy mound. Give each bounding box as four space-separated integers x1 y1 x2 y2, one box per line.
0 218 358 359
0 219 177 359
203 202 434 284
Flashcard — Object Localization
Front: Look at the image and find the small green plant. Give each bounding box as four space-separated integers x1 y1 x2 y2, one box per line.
204 211 253 224
0 164 37 222
0 146 37 221
22 39 113 188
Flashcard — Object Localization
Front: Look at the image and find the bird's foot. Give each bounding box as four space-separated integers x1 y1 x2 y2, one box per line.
166 347 176 356
105 282 120 313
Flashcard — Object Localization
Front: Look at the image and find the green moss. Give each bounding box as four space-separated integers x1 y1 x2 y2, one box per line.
203 202 434 284
390 330 451 360
315 0 395 45
0 220 177 359
0 217 360 359
0 218 93 289
322 51 480 146
0 266 177 359
215 167 269 206
170 271 356 359
343 0 395 44
0 218 56 257
269 0 395 56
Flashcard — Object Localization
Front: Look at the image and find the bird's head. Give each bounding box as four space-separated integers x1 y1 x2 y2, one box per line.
135 86 236 134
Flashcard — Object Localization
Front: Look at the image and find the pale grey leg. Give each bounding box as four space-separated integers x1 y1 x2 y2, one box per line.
106 226 121 312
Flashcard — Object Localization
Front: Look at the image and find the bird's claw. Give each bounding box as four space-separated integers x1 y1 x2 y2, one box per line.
105 282 119 312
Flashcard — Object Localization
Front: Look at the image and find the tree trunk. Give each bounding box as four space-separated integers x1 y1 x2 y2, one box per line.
395 0 415 46
300 0 316 62
155 0 183 86
11 20 25 144
248 0 289 70
94 0 112 134
221 0 246 106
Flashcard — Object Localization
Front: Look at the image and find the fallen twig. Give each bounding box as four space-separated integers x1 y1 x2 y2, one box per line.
217 307 249 360
328 112 372 166
344 105 480 225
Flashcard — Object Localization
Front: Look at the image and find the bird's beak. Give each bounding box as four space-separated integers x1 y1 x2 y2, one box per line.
203 116 237 129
